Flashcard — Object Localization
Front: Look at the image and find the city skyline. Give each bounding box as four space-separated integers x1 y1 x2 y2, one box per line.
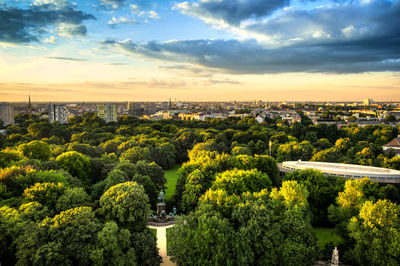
1 0 400 101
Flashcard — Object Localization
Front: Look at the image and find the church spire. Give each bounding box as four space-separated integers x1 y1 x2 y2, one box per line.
27 91 32 114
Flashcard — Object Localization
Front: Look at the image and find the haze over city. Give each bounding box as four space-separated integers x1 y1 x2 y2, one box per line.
1 0 400 102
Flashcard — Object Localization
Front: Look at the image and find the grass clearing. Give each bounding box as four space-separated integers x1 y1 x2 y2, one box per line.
150 228 157 239
314 227 343 250
164 164 181 200
166 227 172 256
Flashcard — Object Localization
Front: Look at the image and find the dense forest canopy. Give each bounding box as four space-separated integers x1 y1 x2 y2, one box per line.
1 112 400 265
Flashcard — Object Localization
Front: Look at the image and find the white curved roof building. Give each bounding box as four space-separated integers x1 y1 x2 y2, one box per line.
280 161 400 183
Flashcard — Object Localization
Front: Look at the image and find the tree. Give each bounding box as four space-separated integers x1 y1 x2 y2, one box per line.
130 228 162 266
27 122 51 139
182 169 204 212
348 200 400 265
68 143 103 158
337 179 366 213
212 169 271 195
0 206 21 265
311 147 342 162
384 114 397 123
270 180 309 207
99 182 150 232
152 143 176 169
131 174 157 207
0 149 23 168
120 147 152 164
56 151 91 181
24 182 66 210
284 169 345 225
103 169 127 192
16 206 101 266
231 146 252 156
18 140 51 161
276 141 314 162
56 187 91 212
335 138 351 151
253 140 267 155
90 221 136 266
168 207 236 266
115 161 166 191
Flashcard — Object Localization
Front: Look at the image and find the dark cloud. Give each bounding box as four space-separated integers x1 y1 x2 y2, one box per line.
59 24 88 36
176 0 289 25
0 2 95 44
244 0 400 46
114 0 400 74
45 56 88 61
101 37 400 74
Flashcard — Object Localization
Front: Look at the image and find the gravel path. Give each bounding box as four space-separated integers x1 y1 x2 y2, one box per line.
148 224 176 266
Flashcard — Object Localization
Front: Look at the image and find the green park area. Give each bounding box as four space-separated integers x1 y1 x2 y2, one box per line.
313 227 343 250
164 165 181 200
150 228 157 239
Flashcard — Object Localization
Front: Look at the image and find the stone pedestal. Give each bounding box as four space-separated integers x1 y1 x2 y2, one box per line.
157 203 166 216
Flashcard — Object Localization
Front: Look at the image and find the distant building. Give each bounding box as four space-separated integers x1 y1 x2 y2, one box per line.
128 103 145 117
280 161 400 184
363 98 373 106
98 103 117 123
27 93 32 114
0 102 15 126
383 136 400 155
49 104 69 124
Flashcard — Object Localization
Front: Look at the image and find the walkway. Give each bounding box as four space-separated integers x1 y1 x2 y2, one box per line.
148 224 176 266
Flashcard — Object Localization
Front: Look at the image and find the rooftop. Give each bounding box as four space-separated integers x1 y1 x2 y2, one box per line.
281 161 400 183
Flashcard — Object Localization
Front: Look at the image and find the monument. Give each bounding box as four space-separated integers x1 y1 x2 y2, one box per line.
331 247 339 266
148 190 176 226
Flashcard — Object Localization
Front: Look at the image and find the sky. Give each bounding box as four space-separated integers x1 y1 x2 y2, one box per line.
0 0 399 102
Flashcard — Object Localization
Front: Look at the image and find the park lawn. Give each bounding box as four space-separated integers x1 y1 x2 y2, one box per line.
313 227 343 250
150 228 157 239
166 227 172 256
164 164 181 200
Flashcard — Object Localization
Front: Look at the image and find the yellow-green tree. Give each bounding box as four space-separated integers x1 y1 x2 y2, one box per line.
349 200 400 265
270 180 309 207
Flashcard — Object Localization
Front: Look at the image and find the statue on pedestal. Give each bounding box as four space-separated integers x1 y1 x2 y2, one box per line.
158 190 165 204
331 247 339 266
148 190 177 225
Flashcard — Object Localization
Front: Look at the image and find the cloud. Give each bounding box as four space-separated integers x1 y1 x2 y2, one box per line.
130 4 140 13
0 2 95 44
100 0 150 10
204 78 241 85
99 0 125 9
58 23 88 37
101 37 400 74
45 56 88 61
175 0 400 47
105 0 398 74
43 36 57 44
108 16 138 27
146 10 160 19
33 0 70 9
175 0 289 26
159 64 216 77
108 62 129 65
242 0 400 46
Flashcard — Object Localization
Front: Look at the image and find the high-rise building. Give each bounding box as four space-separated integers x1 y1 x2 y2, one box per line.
128 102 144 116
49 104 69 124
98 103 117 123
363 98 373 106
0 102 15 126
